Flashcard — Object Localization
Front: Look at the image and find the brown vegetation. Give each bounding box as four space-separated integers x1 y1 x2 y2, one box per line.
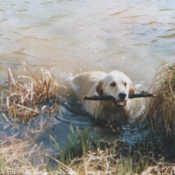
146 62 175 136
1 62 175 174
4 62 61 123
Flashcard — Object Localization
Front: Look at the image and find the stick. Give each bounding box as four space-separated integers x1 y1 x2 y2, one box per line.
82 91 154 103
129 91 154 98
83 95 116 101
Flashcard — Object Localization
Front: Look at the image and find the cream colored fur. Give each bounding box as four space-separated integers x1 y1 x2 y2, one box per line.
72 71 135 123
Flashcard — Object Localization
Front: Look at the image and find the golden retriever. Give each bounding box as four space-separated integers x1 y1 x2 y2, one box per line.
72 70 135 123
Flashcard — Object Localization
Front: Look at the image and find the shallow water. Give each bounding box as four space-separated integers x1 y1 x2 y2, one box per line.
0 0 175 155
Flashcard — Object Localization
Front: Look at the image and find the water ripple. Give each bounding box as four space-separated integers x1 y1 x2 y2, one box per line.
159 33 175 39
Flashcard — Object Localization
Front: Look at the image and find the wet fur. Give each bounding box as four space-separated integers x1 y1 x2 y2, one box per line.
72 71 135 123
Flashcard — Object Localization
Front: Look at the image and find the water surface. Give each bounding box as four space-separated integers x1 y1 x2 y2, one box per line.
0 0 175 156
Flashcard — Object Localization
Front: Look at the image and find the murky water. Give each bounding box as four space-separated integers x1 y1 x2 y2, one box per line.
0 0 175 156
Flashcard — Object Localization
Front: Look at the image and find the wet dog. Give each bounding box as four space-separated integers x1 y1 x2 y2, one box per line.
72 71 135 123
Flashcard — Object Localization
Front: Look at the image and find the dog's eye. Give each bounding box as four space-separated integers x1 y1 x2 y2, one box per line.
110 82 116 87
124 82 127 86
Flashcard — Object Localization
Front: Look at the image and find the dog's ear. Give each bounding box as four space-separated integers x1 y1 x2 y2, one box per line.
129 83 135 94
96 81 103 96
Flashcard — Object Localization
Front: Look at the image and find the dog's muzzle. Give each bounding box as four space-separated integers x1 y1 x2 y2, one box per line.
115 100 126 108
115 93 127 107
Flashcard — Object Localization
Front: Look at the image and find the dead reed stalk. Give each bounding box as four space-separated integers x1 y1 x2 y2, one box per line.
0 136 43 173
5 62 61 122
146 62 175 136
0 134 76 174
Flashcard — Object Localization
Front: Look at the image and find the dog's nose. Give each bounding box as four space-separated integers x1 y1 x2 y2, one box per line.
119 93 127 100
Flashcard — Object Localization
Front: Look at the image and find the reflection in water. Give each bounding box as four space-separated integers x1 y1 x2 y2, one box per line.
0 0 175 153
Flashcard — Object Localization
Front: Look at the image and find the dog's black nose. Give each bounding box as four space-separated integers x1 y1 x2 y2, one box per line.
119 93 127 100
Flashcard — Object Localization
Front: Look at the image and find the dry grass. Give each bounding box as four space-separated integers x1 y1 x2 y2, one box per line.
69 150 118 175
0 135 44 173
2 62 175 174
54 125 150 175
146 62 175 136
3 62 61 123
141 163 175 175
0 63 77 174
68 145 147 175
0 134 77 175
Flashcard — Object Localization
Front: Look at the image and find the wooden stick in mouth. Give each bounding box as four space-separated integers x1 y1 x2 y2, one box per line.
128 91 154 99
81 91 154 106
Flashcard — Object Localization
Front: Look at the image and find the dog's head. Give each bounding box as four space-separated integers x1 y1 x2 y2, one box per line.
96 71 135 107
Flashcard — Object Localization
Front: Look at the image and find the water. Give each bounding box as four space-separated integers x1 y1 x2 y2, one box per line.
0 0 175 155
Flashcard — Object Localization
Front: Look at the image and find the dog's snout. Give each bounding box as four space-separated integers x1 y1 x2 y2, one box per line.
119 93 127 100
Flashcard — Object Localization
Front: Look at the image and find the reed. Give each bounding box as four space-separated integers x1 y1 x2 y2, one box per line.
0 63 75 174
51 126 155 174
2 62 175 174
51 126 90 165
0 135 42 173
5 62 61 123
146 62 175 136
